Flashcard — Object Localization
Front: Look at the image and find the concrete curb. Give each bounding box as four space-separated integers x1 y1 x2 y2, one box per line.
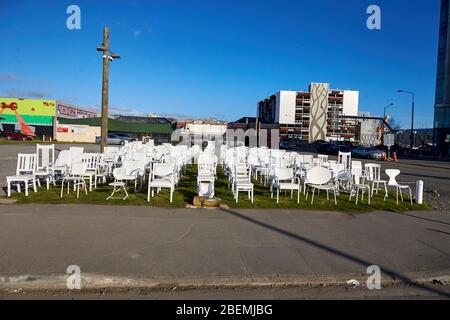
1 270 449 292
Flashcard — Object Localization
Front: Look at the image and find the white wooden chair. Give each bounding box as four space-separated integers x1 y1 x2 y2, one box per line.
349 169 371 205
35 144 55 190
82 153 99 191
365 163 388 198
6 153 38 197
233 165 253 203
338 151 352 170
147 163 176 202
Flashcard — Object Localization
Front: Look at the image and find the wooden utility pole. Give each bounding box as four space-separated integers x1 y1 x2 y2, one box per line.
100 27 110 153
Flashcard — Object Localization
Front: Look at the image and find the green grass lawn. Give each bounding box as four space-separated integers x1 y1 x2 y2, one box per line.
4 165 427 213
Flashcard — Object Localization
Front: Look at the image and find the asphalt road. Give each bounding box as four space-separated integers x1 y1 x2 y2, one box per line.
0 205 449 298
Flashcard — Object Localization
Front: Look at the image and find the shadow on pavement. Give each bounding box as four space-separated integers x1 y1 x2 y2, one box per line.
222 208 450 299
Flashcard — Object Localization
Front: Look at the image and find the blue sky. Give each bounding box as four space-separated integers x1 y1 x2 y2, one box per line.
0 0 440 128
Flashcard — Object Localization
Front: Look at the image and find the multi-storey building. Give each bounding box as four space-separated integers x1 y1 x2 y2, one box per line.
257 83 359 143
434 0 450 157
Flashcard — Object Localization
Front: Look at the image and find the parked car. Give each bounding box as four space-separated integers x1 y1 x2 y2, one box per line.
1 130 33 141
352 146 386 160
95 133 135 145
316 142 353 155
280 141 294 150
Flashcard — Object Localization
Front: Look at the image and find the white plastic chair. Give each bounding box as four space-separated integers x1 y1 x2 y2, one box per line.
271 167 301 204
385 169 413 205
6 153 38 197
305 167 337 205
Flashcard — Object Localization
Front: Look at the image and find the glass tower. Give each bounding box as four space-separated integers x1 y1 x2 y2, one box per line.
434 0 450 156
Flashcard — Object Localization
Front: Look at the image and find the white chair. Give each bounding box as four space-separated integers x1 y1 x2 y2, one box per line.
317 154 328 165
385 169 413 205
35 144 55 190
69 146 84 164
351 160 362 173
51 149 71 177
338 151 352 170
147 163 176 202
60 161 88 198
6 153 38 197
233 165 254 203
305 167 338 205
271 167 301 204
365 163 388 198
349 169 371 205
106 167 129 200
122 159 145 191
197 162 216 198
82 153 99 191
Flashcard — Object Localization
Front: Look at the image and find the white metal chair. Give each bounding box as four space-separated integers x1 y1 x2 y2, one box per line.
305 167 338 205
106 167 129 200
6 153 38 197
271 167 301 204
147 163 176 202
60 161 88 198
385 169 413 205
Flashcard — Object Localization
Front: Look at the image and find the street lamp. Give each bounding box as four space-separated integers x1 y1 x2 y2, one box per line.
97 27 121 152
383 103 394 119
397 90 415 152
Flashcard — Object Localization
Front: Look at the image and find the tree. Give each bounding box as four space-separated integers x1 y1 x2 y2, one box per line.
386 116 401 130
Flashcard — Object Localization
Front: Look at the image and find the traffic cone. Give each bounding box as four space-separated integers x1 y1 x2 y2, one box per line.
382 152 386 161
392 152 397 162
